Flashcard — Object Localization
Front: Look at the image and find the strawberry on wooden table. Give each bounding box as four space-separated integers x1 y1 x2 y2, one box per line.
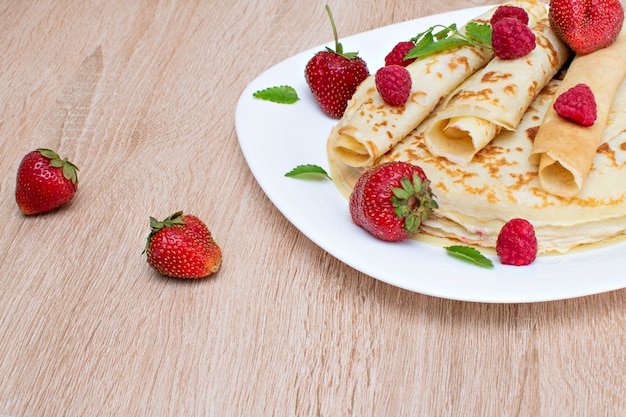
304 6 369 119
145 211 222 279
15 148 79 215
349 161 437 242
549 0 624 55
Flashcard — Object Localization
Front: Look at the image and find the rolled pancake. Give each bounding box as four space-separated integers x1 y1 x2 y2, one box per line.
423 18 570 165
530 30 626 198
327 0 548 168
329 77 626 254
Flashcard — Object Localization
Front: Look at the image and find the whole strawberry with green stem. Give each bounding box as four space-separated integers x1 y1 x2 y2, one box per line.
305 5 369 119
349 161 438 242
15 148 79 215
549 0 624 55
145 211 222 279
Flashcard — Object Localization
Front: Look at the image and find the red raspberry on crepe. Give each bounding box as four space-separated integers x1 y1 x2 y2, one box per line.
490 5 530 26
384 41 417 67
375 65 412 106
491 17 536 59
553 83 597 126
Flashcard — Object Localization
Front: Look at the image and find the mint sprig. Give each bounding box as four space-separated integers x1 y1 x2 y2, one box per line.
253 85 299 104
285 164 332 180
445 245 494 268
404 22 492 60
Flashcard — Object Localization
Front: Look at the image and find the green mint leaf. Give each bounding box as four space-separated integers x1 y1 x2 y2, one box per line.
411 28 435 48
405 22 493 60
285 164 332 180
445 245 494 268
253 85 299 104
434 24 457 40
406 37 470 59
465 22 492 48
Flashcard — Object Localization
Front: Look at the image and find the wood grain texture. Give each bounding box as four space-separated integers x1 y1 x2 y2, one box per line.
1 0 625 415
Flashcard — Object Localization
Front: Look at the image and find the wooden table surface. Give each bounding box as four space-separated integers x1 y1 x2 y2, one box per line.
1 0 625 415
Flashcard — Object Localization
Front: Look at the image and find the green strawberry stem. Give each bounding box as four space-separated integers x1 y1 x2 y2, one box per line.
324 5 359 59
391 173 438 234
37 148 79 184
325 5 341 54
144 211 186 252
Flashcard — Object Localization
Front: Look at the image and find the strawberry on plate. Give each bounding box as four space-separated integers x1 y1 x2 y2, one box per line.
304 6 369 119
15 148 79 215
349 161 438 242
145 211 222 279
549 0 624 55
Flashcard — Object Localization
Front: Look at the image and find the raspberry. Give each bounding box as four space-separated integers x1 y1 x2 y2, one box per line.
375 65 412 106
491 17 536 59
384 41 416 67
496 218 538 266
553 83 597 127
490 5 530 26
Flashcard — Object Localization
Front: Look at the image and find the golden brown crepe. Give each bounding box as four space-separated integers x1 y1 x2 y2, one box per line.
423 18 569 165
327 0 548 168
330 76 626 254
530 30 626 198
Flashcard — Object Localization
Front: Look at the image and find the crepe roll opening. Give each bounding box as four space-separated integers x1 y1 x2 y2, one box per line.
538 155 580 198
427 116 501 165
333 132 372 167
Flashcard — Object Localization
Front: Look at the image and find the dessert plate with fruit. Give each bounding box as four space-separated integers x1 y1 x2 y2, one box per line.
235 3 626 303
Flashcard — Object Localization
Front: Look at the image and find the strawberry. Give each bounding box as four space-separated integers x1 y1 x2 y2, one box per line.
304 6 369 119
15 148 79 215
549 0 624 55
145 211 222 279
349 161 438 242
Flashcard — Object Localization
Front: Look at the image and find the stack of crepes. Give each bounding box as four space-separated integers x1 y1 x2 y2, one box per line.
327 0 626 253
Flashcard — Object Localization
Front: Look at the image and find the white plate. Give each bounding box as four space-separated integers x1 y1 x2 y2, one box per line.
235 6 626 303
